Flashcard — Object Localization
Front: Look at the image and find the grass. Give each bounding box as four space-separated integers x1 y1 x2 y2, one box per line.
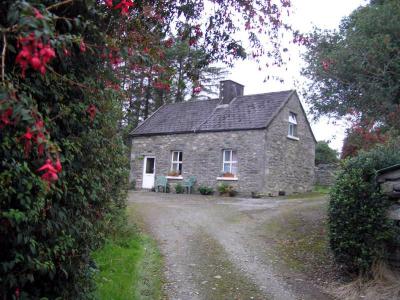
92 210 163 300
283 185 331 200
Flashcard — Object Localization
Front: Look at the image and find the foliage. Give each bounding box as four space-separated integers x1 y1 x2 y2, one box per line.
93 212 163 300
0 0 301 297
175 183 184 194
0 1 130 298
341 122 389 159
302 0 400 130
329 143 400 274
217 183 237 197
198 185 214 195
315 141 339 165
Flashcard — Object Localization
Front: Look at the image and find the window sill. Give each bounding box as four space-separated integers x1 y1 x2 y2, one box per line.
217 177 238 181
287 135 299 141
166 176 183 180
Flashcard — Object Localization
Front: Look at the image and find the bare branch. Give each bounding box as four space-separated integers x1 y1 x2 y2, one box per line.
47 0 74 11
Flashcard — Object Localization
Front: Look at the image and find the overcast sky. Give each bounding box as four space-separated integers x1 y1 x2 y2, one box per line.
227 0 368 152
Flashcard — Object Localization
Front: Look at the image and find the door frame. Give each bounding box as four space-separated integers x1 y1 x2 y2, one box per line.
142 156 156 189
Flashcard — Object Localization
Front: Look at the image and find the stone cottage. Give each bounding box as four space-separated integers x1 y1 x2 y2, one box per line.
130 80 316 195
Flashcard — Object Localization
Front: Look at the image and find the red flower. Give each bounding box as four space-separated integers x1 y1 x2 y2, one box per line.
321 59 332 71
54 157 62 173
21 127 33 157
15 287 20 298
35 119 44 130
80 40 86 52
30 56 41 70
33 8 44 19
37 159 60 184
86 104 97 122
105 0 113 8
114 0 134 15
1 108 13 126
16 35 56 77
193 86 202 94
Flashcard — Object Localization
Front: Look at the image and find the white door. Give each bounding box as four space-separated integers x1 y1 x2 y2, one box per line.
142 156 155 189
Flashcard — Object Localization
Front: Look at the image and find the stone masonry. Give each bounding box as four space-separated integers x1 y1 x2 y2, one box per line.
263 94 316 195
130 93 316 196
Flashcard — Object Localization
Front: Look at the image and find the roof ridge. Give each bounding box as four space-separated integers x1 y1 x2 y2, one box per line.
165 98 219 106
235 90 294 99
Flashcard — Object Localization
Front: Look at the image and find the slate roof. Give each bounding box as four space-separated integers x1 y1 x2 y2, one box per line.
131 90 295 136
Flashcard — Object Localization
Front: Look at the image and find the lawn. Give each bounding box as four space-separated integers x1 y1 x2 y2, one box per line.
92 209 164 300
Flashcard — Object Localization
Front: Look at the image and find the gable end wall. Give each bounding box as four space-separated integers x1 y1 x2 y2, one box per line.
263 94 316 195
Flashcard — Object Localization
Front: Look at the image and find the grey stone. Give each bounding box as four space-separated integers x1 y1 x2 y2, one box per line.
130 90 316 196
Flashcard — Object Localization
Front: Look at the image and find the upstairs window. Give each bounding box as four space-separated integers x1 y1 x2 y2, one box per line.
222 149 238 176
170 151 183 175
288 112 298 138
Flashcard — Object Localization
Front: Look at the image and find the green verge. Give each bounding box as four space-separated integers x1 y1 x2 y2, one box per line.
92 215 163 300
283 185 331 200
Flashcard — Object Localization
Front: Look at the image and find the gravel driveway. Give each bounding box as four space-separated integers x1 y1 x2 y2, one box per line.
128 191 333 300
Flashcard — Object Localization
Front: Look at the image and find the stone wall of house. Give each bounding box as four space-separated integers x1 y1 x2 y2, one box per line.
314 163 339 186
130 130 266 195
263 93 316 195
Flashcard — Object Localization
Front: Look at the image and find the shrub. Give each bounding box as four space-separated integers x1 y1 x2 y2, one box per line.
218 183 237 197
0 1 128 298
198 186 214 195
175 183 185 194
329 143 400 274
315 141 339 165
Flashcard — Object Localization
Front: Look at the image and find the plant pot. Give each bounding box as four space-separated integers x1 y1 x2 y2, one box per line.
222 172 235 178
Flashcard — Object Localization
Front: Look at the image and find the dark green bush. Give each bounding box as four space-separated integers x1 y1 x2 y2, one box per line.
0 1 128 298
329 143 400 274
198 186 214 195
175 183 185 194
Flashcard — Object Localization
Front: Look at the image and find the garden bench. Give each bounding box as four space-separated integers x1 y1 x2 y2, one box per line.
182 176 196 194
155 176 168 192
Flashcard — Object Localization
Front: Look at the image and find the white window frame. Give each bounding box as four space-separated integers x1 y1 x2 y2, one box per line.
170 151 183 175
222 149 238 175
288 112 298 138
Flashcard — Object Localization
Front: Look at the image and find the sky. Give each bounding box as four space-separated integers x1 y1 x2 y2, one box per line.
227 0 368 152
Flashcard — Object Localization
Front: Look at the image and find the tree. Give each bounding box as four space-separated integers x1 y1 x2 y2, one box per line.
341 121 388 159
315 141 339 165
302 0 400 130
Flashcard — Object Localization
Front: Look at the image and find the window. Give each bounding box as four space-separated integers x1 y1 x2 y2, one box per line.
145 157 155 174
170 151 183 175
288 112 298 137
222 149 238 175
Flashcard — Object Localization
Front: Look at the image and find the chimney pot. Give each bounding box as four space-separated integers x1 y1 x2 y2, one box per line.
219 80 244 104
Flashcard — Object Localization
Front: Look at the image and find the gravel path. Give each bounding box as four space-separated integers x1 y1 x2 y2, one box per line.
128 191 334 300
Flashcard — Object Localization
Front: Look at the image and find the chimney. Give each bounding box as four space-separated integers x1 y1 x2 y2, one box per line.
219 80 244 105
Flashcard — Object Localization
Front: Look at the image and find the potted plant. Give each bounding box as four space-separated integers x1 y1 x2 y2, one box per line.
222 172 235 178
167 170 180 177
218 183 237 197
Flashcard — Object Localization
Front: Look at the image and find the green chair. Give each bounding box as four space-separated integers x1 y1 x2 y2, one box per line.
182 176 196 194
155 176 168 193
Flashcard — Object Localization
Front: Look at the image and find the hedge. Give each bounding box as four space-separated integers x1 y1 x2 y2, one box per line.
329 143 400 274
